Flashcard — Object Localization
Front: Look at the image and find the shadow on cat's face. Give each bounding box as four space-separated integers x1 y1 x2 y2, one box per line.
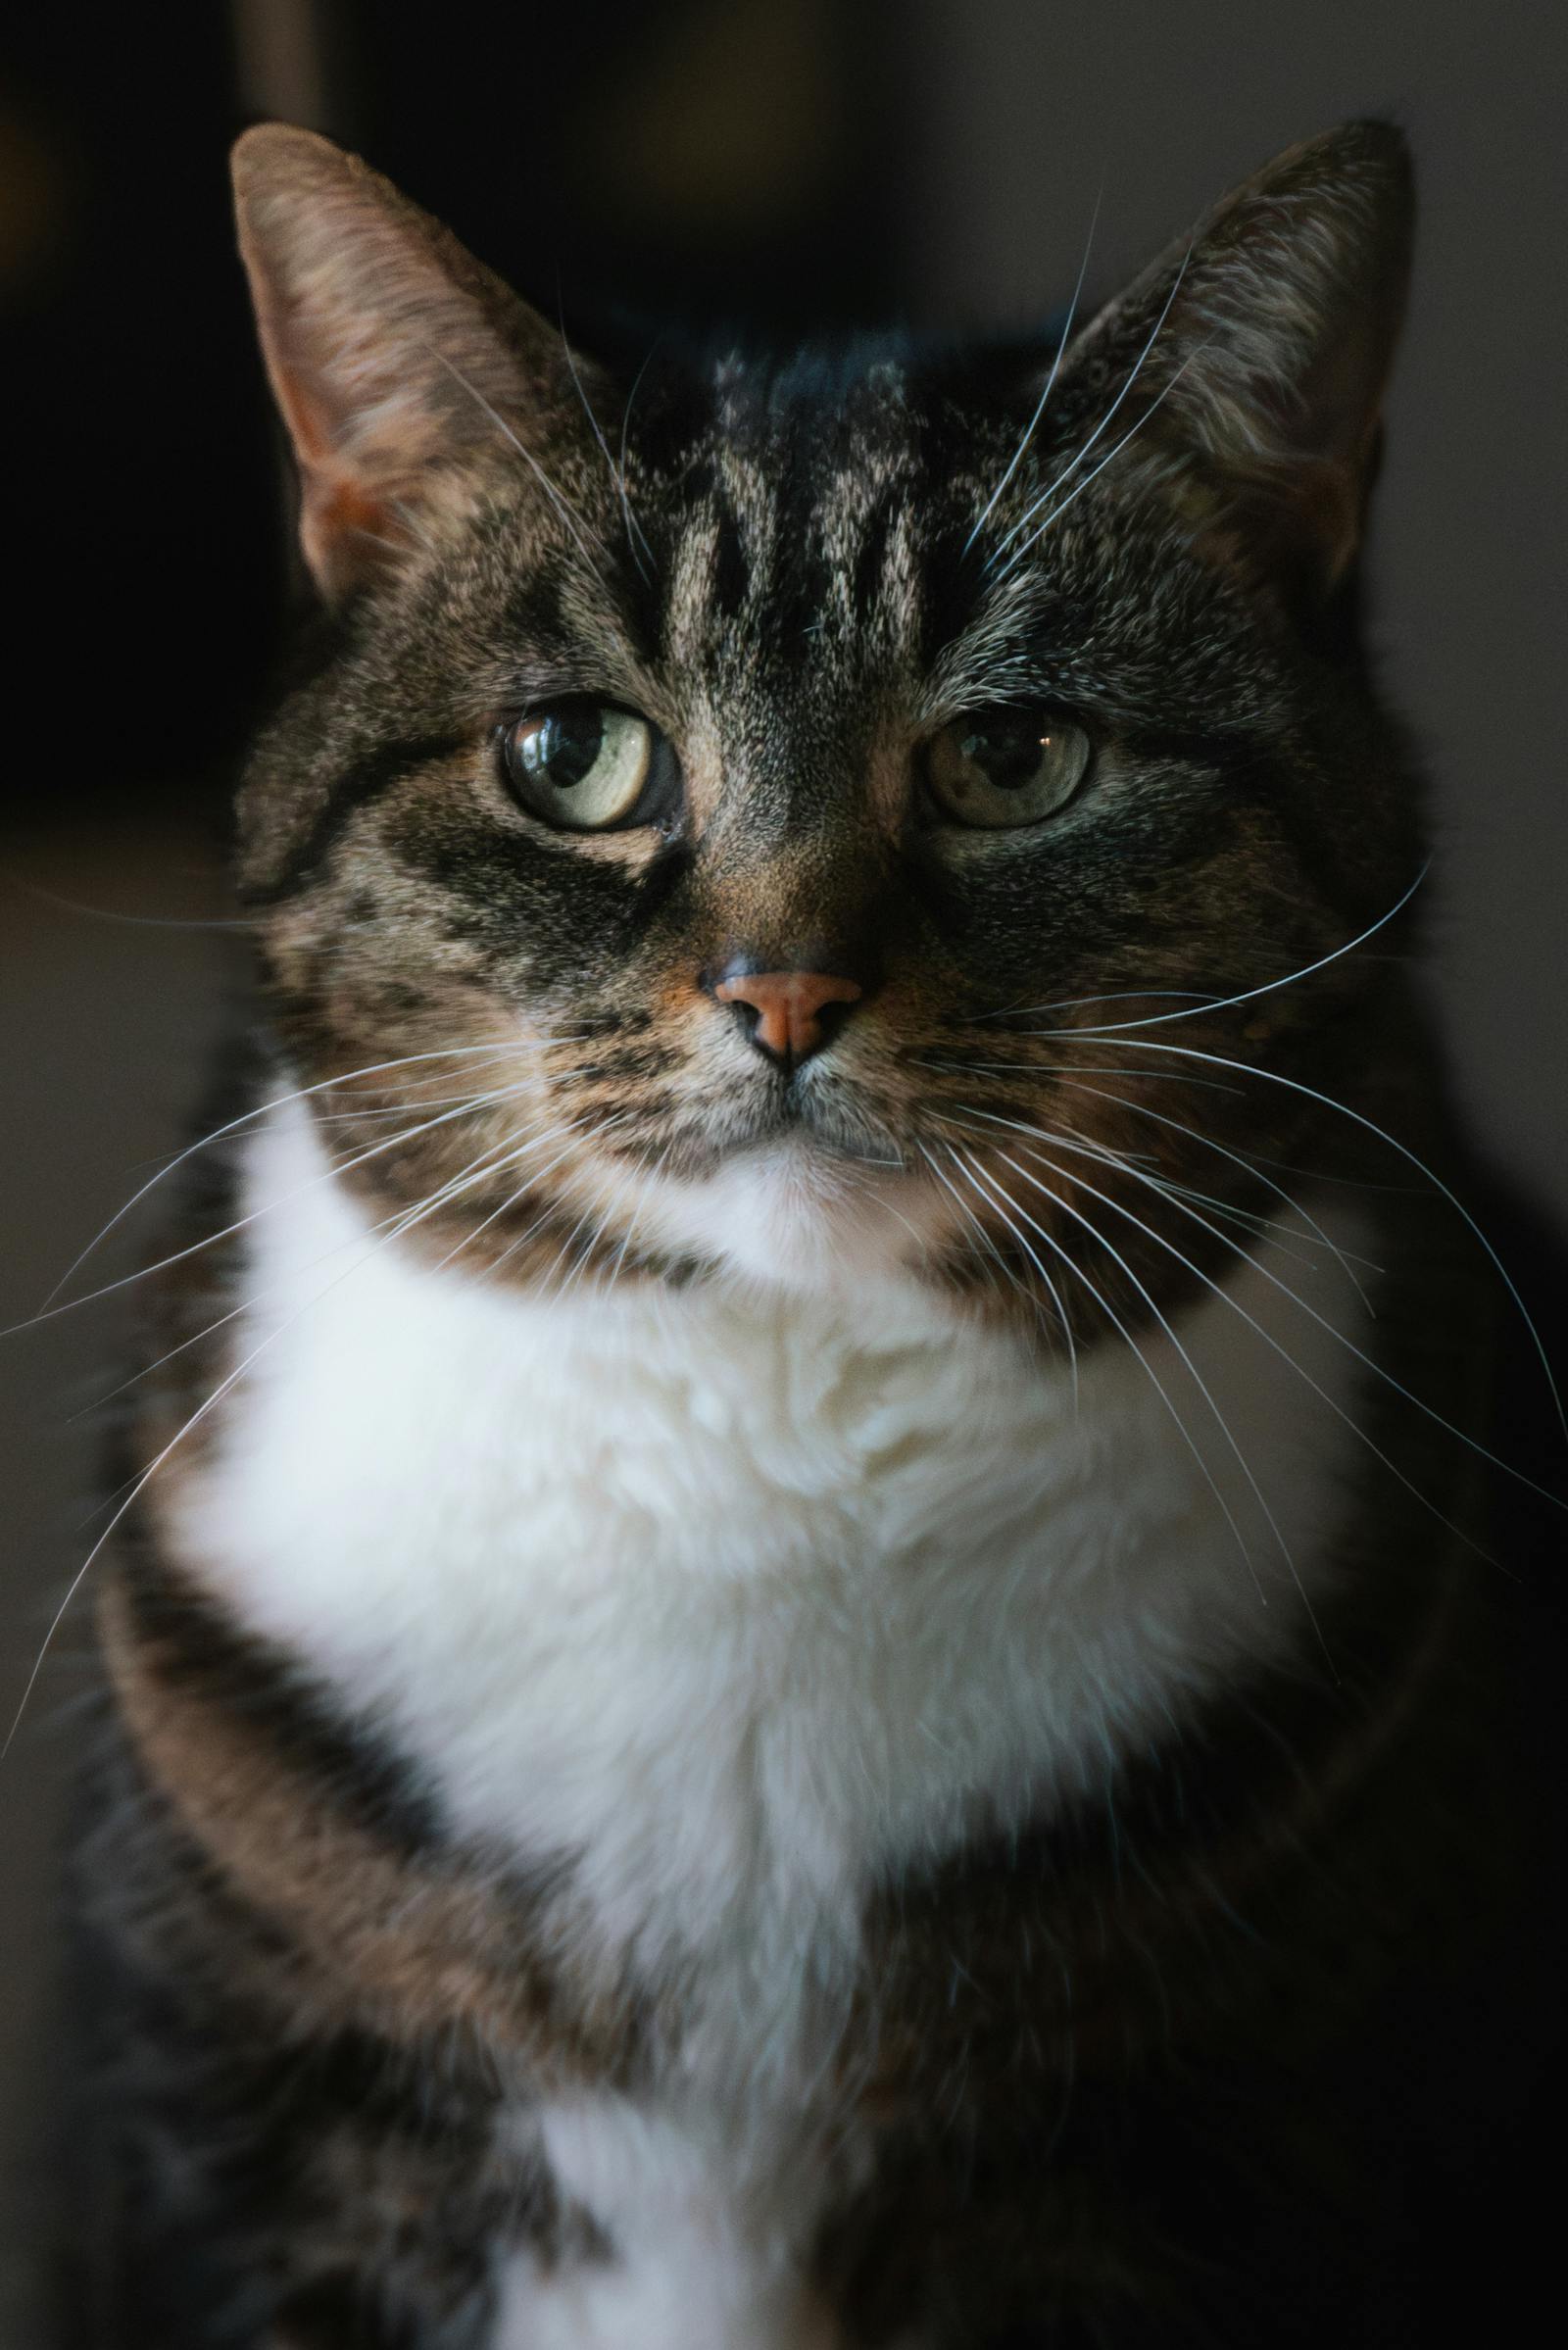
233 122 1421 1325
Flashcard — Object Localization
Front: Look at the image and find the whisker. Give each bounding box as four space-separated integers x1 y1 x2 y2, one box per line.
1018 1107 1370 1288
914 1055 1244 1099
617 339 662 578
485 1124 633 1282
922 1140 1077 1400
557 298 654 586
74 1111 586 1503
955 1136 1307 1621
943 1144 1263 1597
994 337 1211 579
548 1135 642 1302
5 1115 537 1757
1 869 252 933
962 179 1102 559
1052 1034 1568 1446
31 1044 534 1314
1051 1077 1381 1306
11 1069 550 1336
429 1114 612 1274
304 1071 547 1125
975 1120 1500 1562
599 1136 674 1293
1013 1122 1561 1521
918 1142 1043 1326
980 987 1219 1024
997 867 1428 1035
986 242 1193 572
426 345 611 589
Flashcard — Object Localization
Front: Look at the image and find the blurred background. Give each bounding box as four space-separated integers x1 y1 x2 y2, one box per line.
2 0 1564 2321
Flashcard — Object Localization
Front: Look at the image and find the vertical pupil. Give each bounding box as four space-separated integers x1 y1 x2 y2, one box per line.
536 707 605 790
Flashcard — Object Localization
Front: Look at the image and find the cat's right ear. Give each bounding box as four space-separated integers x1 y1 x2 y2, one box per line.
231 124 589 601
1054 122 1414 598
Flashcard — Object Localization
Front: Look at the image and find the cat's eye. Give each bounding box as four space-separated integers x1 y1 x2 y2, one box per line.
501 702 672 831
924 711 1092 829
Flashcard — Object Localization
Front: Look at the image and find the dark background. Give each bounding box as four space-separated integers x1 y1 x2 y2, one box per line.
2 0 1564 2320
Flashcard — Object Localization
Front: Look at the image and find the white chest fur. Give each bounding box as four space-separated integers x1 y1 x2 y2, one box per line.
168 1099 1372 2341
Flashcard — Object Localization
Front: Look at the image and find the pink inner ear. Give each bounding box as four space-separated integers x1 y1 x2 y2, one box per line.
260 296 453 594
262 331 405 593
234 126 616 604
301 471 401 592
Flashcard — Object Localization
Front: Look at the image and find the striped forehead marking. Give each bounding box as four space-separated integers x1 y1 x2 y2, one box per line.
661 467 922 677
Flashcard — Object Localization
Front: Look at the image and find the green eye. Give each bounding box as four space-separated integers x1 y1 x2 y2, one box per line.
502 701 669 830
925 711 1092 829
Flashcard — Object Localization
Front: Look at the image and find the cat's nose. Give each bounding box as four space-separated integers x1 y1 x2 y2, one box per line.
710 964 864 1070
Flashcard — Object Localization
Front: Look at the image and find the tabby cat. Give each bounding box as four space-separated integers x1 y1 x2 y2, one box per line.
62 116 1558 2346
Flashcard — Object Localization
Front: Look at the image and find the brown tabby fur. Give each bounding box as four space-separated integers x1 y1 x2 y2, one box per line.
59 115 1562 2349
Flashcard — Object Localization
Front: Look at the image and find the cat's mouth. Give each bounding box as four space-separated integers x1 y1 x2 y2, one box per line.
718 1074 908 1172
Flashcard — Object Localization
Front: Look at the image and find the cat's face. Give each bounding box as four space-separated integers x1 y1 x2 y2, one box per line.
234 123 1418 1321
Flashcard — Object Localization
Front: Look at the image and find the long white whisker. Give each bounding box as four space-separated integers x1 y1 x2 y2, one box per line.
982 986 1218 1024
1002 867 1429 1036
430 1114 612 1273
995 339 1210 578
481 1119 635 1282
617 340 662 578
4 1113 546 1757
915 1054 1245 1098
986 243 1193 572
986 1124 1499 1560
1055 1034 1568 1446
31 1045 531 1314
6 1073 553 1338
386 1115 593 1249
944 1144 1263 1598
601 1135 676 1293
74 1110 586 1501
995 1101 1372 1286
1051 1076 1380 1307
1016 1122 1559 1520
923 1139 1077 1399
548 1133 642 1301
306 1072 547 1125
962 180 1102 559
918 1142 1040 1322
426 346 611 588
2 870 252 933
955 1135 1307 1626
1053 1126 1354 1283
557 304 654 586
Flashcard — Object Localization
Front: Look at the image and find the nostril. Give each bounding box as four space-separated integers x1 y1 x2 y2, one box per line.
709 965 864 1069
722 994 763 1047
811 995 856 1046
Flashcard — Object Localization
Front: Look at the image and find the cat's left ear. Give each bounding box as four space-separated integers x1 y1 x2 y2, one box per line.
232 124 602 600
1062 121 1413 592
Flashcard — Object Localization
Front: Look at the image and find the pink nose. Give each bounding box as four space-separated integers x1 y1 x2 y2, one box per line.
712 969 863 1066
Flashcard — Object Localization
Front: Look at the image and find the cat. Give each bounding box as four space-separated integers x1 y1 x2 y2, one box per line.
59 114 1561 2346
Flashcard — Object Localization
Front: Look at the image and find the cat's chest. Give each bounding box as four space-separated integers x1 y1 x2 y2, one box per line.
165 1100 1367 1982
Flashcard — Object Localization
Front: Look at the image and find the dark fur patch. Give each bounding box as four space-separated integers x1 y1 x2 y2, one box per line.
117 1549 445 1859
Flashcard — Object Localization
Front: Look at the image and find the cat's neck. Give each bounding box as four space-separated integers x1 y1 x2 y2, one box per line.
161 1096 1371 1996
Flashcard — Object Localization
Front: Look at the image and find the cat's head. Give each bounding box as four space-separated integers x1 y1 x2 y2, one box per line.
232 122 1418 1324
